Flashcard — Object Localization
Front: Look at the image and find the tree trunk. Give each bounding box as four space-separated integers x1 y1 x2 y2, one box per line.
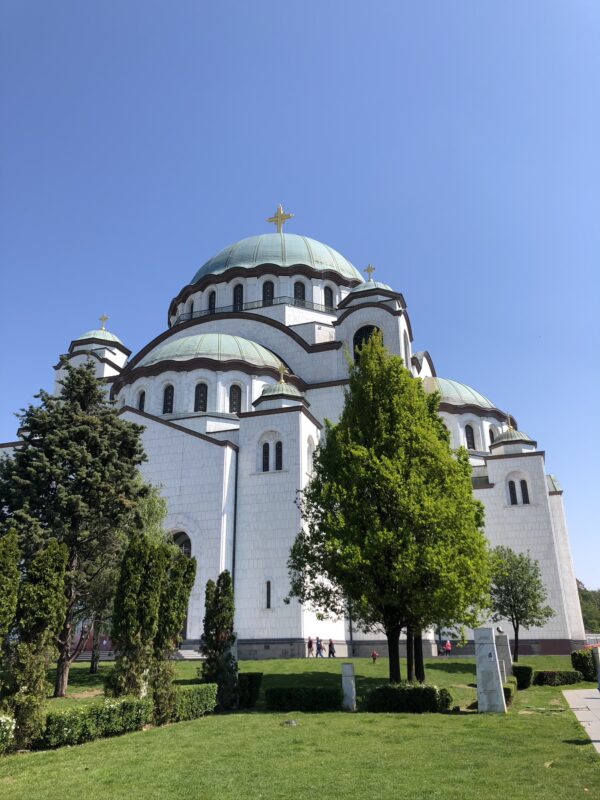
406 626 414 682
414 631 425 683
385 625 402 683
90 624 101 674
513 624 519 662
54 626 71 698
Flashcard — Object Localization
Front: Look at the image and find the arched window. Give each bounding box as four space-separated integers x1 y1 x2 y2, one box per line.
163 384 174 414
189 299 194 315
403 332 410 369
208 291 216 313
508 480 518 506
353 325 380 362
138 390 145 412
229 385 242 414
262 281 274 307
233 284 244 311
294 281 306 305
266 580 271 609
465 424 476 450
262 442 270 472
324 286 334 309
275 441 283 471
194 383 207 413
489 428 495 445
173 531 191 558
520 479 530 505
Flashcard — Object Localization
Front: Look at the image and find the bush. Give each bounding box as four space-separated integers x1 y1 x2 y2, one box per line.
238 673 263 709
364 684 453 714
532 670 583 687
37 696 153 749
0 714 16 755
512 664 534 690
503 676 518 706
265 686 342 712
174 684 218 721
571 649 598 682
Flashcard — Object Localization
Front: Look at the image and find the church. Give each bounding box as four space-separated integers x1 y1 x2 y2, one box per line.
5 207 585 657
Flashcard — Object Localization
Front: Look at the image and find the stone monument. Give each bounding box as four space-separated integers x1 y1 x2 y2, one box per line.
475 627 507 713
495 628 513 681
341 663 356 711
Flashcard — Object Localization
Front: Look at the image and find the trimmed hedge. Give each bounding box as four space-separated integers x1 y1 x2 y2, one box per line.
532 670 583 686
37 697 153 749
503 676 518 707
238 672 263 709
265 686 342 712
571 649 598 682
174 683 217 721
512 664 534 690
364 684 453 714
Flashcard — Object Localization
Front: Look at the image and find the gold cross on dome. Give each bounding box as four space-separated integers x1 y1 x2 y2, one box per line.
364 264 376 281
506 412 513 430
99 314 109 330
267 204 293 233
277 364 289 384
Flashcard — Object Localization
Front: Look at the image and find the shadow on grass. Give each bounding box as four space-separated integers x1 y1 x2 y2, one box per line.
425 662 477 676
562 738 593 746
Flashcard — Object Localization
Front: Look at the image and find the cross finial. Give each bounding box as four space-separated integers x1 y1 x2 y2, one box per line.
506 412 514 430
277 364 288 384
267 204 293 233
364 264 376 281
99 314 109 330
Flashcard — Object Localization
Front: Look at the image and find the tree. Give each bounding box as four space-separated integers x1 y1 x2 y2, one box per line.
200 571 238 710
577 580 600 633
288 333 490 682
0 360 147 696
490 546 554 661
0 531 19 641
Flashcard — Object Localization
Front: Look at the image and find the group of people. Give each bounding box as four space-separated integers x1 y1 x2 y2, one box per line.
306 637 336 658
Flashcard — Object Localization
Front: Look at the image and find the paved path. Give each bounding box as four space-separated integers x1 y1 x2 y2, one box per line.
563 689 600 754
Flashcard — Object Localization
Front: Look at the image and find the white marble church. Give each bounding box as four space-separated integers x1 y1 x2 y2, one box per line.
6 208 585 657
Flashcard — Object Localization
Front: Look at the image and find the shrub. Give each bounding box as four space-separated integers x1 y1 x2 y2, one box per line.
571 649 598 682
503 676 518 707
238 673 263 709
364 684 453 714
512 664 534 690
0 714 16 755
532 670 583 687
174 684 218 721
37 696 152 749
265 686 342 712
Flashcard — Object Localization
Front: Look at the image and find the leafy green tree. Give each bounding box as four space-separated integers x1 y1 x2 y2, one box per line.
490 546 554 661
577 581 600 633
200 571 238 710
5 540 67 747
0 360 147 697
0 531 19 641
288 333 490 682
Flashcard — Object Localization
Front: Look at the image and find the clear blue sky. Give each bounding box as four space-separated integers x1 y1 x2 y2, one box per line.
1 2 598 586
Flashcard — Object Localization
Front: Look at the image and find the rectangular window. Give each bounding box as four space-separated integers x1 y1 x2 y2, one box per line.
266 580 271 609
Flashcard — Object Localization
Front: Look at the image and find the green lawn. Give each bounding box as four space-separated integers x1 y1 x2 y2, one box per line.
1 656 597 800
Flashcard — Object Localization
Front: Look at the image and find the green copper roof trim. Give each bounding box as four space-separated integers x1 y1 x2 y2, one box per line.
260 383 304 398
74 328 123 345
138 333 284 370
191 233 363 284
492 428 534 445
422 376 495 410
349 279 393 293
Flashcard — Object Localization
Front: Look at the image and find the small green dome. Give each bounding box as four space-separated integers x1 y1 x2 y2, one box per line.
138 333 284 370
260 382 303 399
74 328 123 345
191 233 362 283
350 279 393 293
492 428 534 445
422 377 495 410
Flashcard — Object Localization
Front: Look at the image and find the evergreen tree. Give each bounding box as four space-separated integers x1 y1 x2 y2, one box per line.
288 333 490 682
577 581 600 633
490 546 554 661
0 360 147 696
200 571 238 710
0 531 19 640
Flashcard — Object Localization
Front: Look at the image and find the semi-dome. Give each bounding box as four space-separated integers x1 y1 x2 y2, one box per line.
74 328 123 345
422 376 495 410
190 233 363 284
138 333 284 370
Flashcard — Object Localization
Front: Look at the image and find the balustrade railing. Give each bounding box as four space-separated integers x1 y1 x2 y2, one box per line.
174 295 335 325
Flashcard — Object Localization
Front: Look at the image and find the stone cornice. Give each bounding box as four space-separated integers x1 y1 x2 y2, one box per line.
333 302 414 342
118 406 239 450
337 287 406 310
68 337 131 357
238 404 322 430
54 351 124 373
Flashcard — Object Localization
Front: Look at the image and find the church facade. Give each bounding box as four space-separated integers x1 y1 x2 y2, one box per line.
4 213 585 657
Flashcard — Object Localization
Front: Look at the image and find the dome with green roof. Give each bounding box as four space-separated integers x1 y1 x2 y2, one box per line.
349 279 393 293
491 428 535 446
74 328 123 345
190 233 362 284
138 333 284 370
422 376 495 410
260 382 303 399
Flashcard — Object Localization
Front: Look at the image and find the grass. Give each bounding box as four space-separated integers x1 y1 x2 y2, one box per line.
0 656 597 800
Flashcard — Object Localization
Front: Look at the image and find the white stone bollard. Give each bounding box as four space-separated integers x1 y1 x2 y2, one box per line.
341 663 356 711
475 627 507 714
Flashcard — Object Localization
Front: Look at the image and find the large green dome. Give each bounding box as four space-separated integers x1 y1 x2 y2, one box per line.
191 233 362 284
422 377 495 410
138 333 284 370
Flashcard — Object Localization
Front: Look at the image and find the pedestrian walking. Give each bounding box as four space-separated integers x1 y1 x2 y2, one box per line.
316 637 324 657
328 639 336 658
307 636 314 657
444 639 452 657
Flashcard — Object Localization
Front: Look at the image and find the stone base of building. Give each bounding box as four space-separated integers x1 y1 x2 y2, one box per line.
235 638 439 660
447 638 586 657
